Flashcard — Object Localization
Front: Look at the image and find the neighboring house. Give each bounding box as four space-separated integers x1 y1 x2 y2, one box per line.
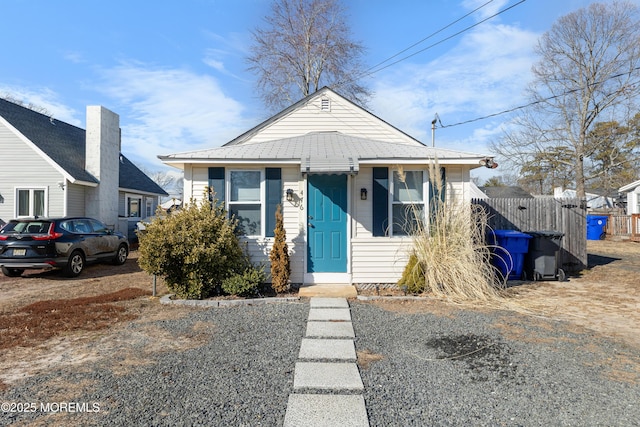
553 187 614 210
159 87 495 286
0 98 167 239
619 179 640 214
478 186 534 199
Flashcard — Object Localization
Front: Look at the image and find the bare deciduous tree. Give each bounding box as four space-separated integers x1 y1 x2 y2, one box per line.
1 93 51 116
492 1 640 198
247 0 370 111
138 166 184 199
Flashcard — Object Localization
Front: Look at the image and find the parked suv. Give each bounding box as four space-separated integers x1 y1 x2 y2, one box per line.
0 217 129 278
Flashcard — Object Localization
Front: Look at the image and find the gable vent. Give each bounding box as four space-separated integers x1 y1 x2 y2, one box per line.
320 98 331 111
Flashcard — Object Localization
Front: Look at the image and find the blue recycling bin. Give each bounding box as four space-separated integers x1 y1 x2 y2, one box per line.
586 215 608 240
489 230 532 280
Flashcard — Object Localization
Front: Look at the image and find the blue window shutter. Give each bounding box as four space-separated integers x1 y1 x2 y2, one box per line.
208 167 225 203
372 167 389 236
265 168 282 238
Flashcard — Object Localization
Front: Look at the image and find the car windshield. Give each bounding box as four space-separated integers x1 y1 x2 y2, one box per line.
0 221 51 234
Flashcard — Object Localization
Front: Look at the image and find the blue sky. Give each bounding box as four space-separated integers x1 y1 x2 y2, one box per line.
1 0 632 183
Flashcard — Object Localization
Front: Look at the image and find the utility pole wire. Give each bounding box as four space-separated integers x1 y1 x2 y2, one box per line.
335 0 526 88
437 66 640 129
361 0 496 75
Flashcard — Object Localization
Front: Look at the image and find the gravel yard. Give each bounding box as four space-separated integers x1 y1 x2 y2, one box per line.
0 240 639 426
352 300 639 426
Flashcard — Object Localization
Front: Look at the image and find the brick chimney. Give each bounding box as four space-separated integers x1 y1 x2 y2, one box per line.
85 106 120 227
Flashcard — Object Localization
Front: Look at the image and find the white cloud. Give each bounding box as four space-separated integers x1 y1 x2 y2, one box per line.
462 0 511 20
94 62 254 168
63 51 87 64
0 85 82 126
369 17 539 153
203 55 226 72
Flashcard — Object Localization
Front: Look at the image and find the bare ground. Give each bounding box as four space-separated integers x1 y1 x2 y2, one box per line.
0 240 639 392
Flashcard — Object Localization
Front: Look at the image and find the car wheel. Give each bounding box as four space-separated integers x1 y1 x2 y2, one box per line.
1 267 24 277
64 250 85 277
113 243 128 265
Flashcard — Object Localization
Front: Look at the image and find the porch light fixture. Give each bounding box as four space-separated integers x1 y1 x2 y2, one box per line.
286 188 294 202
360 188 368 200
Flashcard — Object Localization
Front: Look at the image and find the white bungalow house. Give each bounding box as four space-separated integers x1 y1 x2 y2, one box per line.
0 98 167 238
619 179 640 214
159 87 495 286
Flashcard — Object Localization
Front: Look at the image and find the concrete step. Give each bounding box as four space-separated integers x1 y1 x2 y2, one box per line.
310 297 350 308
293 362 364 391
308 308 352 322
284 394 369 427
298 338 356 361
306 321 355 338
299 285 357 298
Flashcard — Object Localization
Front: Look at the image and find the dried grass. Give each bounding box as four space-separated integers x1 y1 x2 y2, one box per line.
399 160 508 305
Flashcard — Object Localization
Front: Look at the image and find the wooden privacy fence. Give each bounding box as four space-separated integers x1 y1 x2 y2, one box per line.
471 198 587 273
605 214 640 242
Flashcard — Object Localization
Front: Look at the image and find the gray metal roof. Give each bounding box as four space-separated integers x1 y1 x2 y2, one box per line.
160 131 489 166
0 98 167 196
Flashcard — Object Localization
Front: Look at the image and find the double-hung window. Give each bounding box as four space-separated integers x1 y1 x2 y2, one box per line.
391 170 425 236
228 170 262 236
127 196 142 218
16 188 47 217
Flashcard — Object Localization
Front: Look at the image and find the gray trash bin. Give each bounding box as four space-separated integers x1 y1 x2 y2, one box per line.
525 231 565 281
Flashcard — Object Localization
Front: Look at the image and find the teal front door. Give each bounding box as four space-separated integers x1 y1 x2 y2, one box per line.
307 174 348 273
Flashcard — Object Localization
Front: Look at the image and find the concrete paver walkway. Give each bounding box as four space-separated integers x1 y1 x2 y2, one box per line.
283 297 369 427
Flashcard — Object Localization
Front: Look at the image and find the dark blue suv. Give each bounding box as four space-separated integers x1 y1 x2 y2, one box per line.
0 217 129 277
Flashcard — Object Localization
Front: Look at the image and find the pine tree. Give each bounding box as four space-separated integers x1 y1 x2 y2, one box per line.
269 204 290 293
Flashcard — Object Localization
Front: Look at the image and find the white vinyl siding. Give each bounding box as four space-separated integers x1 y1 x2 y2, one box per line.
234 92 420 146
0 121 65 222
351 238 411 284
67 184 86 217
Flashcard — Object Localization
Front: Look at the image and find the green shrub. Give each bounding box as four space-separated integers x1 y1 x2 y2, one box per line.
397 253 426 294
269 204 291 293
137 199 247 299
221 265 266 296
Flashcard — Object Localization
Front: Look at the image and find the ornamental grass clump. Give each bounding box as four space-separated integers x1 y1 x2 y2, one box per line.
138 199 250 299
398 163 506 303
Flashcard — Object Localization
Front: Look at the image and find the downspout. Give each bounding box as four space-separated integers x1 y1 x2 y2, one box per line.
61 179 68 217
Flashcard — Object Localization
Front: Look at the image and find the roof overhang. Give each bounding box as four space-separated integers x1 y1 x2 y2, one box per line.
119 187 168 197
302 156 359 175
619 179 640 192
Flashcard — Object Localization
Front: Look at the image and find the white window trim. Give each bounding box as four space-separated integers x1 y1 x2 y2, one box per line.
14 187 48 218
389 169 427 237
125 193 143 219
226 169 264 237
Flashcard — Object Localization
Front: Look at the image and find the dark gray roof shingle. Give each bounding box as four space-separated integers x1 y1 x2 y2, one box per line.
478 186 534 198
0 98 166 196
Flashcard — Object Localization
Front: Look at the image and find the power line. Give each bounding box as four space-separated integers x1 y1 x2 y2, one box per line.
337 0 526 88
438 66 640 129
361 0 496 76
367 0 526 76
